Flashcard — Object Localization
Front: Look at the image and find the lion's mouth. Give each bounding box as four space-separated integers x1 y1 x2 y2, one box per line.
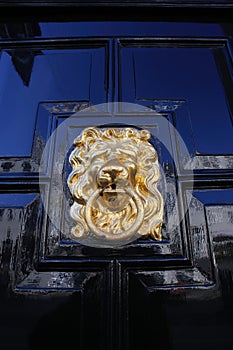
95 159 134 212
99 183 132 212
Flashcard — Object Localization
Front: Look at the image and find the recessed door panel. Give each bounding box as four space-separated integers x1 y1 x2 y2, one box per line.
0 42 108 161
119 40 233 172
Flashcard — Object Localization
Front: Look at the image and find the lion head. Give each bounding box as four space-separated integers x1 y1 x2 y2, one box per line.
67 127 163 246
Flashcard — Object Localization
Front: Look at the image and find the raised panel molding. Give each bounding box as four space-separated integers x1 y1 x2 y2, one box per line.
40 112 188 262
129 188 233 292
0 1 233 8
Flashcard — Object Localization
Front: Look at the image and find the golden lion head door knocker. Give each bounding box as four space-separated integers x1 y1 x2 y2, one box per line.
67 127 164 247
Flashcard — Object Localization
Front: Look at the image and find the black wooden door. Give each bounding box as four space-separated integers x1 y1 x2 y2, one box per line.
0 19 233 350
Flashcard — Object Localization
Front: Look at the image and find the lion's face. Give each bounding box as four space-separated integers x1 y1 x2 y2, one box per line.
88 141 139 212
67 127 163 247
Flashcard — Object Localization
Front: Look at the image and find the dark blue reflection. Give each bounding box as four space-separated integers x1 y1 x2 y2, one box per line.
39 22 224 37
0 193 37 208
122 47 233 154
194 189 233 204
0 21 231 157
0 48 105 156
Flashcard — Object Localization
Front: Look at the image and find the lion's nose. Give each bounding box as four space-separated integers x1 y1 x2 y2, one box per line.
97 163 129 187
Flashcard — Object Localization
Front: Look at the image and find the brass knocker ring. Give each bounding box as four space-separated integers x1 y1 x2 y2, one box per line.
85 187 144 241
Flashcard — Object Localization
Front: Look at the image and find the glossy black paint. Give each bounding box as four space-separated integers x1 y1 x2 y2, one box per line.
0 19 232 350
